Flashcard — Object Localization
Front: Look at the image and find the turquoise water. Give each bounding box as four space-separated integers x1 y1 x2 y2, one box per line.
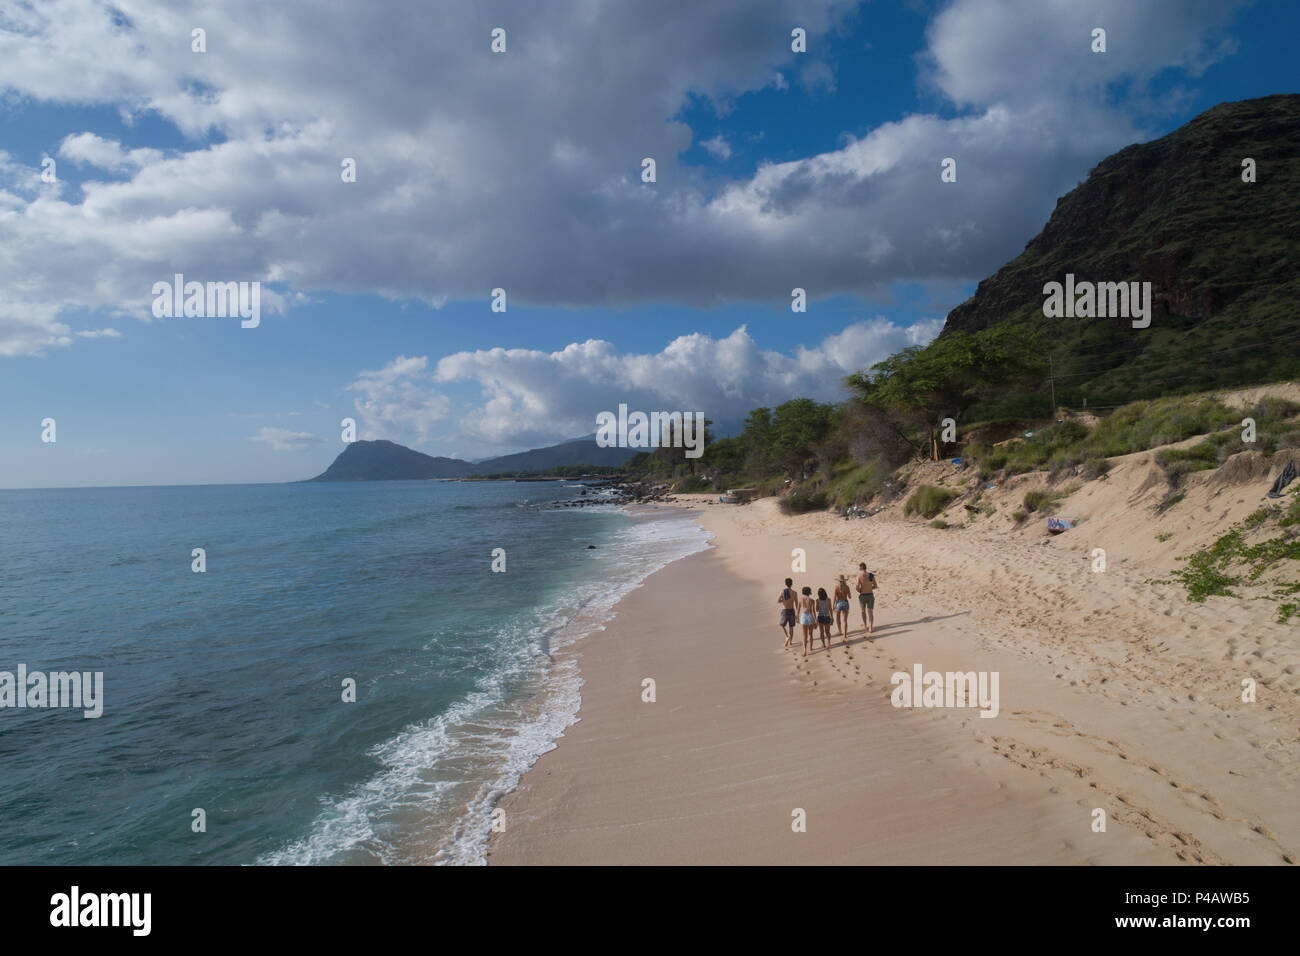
0 480 708 865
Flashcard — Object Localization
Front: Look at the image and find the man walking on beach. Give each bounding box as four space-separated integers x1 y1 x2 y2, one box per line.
855 562 879 635
778 577 798 647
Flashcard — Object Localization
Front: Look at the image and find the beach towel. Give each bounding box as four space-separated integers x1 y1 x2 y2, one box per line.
1266 460 1296 498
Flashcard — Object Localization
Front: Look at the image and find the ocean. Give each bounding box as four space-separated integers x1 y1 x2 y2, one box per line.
0 480 710 865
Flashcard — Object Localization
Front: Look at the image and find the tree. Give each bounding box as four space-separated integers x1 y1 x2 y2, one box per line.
846 323 1045 454
768 398 834 478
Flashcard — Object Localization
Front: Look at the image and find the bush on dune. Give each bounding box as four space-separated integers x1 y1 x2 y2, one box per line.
1079 396 1238 459
780 490 829 514
904 485 958 519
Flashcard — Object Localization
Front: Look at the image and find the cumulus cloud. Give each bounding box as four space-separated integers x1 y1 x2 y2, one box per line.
920 0 1242 110
701 135 733 161
249 427 324 452
58 133 163 172
371 317 942 451
0 0 1244 355
347 355 452 445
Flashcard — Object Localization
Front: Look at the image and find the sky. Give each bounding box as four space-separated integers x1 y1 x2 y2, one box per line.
0 0 1294 487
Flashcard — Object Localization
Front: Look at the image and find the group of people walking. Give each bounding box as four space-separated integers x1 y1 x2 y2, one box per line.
777 563 878 656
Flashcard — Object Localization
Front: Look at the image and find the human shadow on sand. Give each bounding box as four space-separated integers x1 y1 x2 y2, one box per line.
835 612 967 647
874 612 967 630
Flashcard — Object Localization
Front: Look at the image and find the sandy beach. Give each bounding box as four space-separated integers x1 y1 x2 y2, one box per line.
489 439 1299 866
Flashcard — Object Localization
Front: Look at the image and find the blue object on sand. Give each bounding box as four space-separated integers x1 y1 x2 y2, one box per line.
1047 517 1074 533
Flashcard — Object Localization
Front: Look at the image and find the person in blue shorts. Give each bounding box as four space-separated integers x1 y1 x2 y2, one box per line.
833 575 852 643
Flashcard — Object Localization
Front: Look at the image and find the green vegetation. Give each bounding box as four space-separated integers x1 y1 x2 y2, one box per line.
615 98 1300 537
846 323 1046 455
1281 494 1300 528
929 519 950 529
671 475 712 493
940 97 1300 413
1155 531 1174 542
967 421 1089 476
821 460 887 509
958 394 1299 487
630 398 836 493
905 485 958 519
780 490 829 515
470 463 625 479
1078 396 1238 458
1168 490 1300 621
1083 457 1111 479
1149 397 1300 479
1022 484 1079 514
1156 442 1220 478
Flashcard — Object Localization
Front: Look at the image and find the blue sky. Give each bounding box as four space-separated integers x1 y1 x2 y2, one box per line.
1 0 1294 487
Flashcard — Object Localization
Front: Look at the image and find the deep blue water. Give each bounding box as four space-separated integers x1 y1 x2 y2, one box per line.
0 480 707 864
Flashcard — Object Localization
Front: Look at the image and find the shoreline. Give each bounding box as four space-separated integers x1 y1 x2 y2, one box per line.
487 497 1286 864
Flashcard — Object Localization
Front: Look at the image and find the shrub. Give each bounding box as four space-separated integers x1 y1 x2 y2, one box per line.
672 475 712 493
780 490 829 515
1280 491 1300 528
1080 396 1238 459
904 485 958 519
1022 490 1049 512
1083 457 1111 479
824 460 886 508
998 421 1089 475
1156 442 1219 478
1023 484 1079 514
930 519 950 529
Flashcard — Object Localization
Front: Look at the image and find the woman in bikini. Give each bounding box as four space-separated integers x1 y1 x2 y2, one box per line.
833 575 852 643
816 587 833 650
799 586 817 657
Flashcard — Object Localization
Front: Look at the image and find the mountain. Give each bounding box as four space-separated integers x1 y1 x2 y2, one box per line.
305 437 638 481
940 94 1300 414
472 438 635 473
307 440 477 481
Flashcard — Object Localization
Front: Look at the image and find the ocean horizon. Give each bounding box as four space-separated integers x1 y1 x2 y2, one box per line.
0 480 709 865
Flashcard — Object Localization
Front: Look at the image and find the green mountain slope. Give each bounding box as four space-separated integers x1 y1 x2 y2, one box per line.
941 94 1300 415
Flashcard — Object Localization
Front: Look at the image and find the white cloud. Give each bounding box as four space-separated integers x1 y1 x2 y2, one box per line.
58 133 163 172
347 355 452 445
701 135 732 161
921 0 1242 110
0 0 1244 356
418 318 942 451
249 427 324 452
